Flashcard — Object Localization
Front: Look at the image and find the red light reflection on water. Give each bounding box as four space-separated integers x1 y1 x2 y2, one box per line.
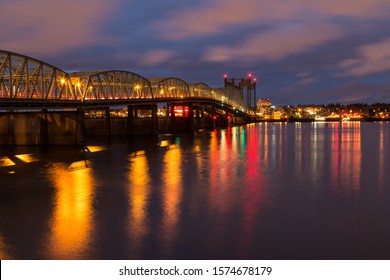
236 124 265 257
331 122 361 191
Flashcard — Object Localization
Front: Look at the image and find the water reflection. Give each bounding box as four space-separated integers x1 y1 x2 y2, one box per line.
332 122 361 190
0 156 16 167
127 152 151 255
379 123 385 189
160 145 182 258
236 123 266 258
0 234 8 259
14 153 39 163
46 161 95 259
208 130 220 210
1 123 390 259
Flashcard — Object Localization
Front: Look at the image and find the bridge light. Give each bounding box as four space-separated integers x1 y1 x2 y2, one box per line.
213 116 217 120
60 78 66 85
76 83 81 87
248 73 252 78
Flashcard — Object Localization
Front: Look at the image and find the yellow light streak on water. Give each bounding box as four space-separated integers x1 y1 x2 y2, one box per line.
85 146 105 153
46 163 95 259
0 157 15 167
160 140 170 147
160 145 182 257
14 154 38 163
0 234 9 259
128 154 151 253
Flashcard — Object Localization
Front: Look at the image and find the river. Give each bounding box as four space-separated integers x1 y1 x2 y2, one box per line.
0 121 389 259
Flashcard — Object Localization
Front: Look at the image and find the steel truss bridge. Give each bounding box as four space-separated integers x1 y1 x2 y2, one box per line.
0 50 256 117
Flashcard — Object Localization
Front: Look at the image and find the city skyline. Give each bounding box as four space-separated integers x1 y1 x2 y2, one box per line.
2 0 390 105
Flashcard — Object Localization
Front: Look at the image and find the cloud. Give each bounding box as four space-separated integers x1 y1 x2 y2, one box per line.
0 0 119 55
155 0 390 40
279 76 317 95
202 23 343 63
339 37 390 76
140 50 176 66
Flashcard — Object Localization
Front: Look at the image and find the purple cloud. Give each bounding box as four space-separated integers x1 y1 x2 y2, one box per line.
0 0 119 55
202 23 343 63
339 37 390 76
154 0 390 40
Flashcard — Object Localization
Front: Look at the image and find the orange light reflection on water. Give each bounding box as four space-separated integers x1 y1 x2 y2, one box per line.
46 161 95 259
128 153 151 250
14 153 38 163
160 145 182 257
0 234 8 259
0 157 15 167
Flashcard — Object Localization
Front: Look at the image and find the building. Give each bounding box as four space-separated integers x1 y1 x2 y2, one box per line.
257 98 272 115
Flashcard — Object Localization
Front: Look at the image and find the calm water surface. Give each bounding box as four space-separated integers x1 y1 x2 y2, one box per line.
1 122 390 259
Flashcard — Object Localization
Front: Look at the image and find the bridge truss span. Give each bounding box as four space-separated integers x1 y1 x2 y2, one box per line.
71 70 154 102
0 50 76 100
190 82 212 98
156 77 190 98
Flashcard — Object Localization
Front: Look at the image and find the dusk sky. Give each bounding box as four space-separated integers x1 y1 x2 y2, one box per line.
2 0 390 105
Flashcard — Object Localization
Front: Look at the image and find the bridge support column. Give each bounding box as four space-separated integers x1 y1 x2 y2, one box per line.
127 105 134 135
76 108 85 145
105 107 111 136
7 112 15 145
127 105 159 135
195 106 201 130
211 105 216 129
170 104 176 131
40 109 49 145
187 104 194 132
151 104 159 135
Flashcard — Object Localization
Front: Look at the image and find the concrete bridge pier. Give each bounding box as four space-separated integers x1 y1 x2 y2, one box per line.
169 104 176 131
75 108 85 145
187 104 194 131
105 107 111 136
127 105 135 135
127 105 158 136
168 102 197 133
40 109 49 145
194 106 201 130
0 110 86 145
6 113 16 145
151 105 159 135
